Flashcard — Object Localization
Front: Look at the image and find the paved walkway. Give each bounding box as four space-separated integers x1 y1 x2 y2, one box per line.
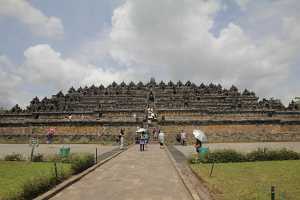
51 144 193 200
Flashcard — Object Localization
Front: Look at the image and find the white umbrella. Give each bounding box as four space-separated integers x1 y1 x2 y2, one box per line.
193 129 208 142
136 128 147 133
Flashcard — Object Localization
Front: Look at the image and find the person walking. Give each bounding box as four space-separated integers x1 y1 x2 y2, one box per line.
119 128 125 150
144 131 149 148
158 131 165 149
153 128 157 141
194 138 202 153
180 130 187 146
176 133 181 144
140 132 145 151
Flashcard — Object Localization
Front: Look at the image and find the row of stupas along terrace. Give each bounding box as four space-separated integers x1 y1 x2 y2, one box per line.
0 79 300 143
6 80 300 113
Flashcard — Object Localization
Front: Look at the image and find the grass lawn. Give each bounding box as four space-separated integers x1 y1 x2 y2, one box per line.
0 161 71 199
191 160 300 200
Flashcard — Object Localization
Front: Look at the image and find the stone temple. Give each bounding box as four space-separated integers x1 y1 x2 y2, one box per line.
0 79 300 143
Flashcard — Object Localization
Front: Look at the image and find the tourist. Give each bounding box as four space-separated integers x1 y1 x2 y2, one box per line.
140 132 145 151
180 130 187 146
194 139 202 153
135 126 140 144
158 131 165 149
176 133 181 144
144 131 149 147
119 128 125 150
153 128 158 141
46 128 54 144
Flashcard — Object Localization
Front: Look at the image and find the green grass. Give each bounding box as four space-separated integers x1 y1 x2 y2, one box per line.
0 161 71 199
191 160 300 200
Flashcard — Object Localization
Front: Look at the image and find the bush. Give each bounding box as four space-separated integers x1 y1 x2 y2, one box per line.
247 148 300 161
4 153 24 161
21 175 57 199
191 148 300 164
32 153 44 162
44 153 95 174
204 149 247 163
69 153 95 174
246 148 267 161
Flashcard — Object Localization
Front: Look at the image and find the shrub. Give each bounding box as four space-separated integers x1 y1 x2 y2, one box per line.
4 153 24 161
44 153 95 174
32 153 44 162
69 153 95 174
205 149 246 163
246 148 267 161
21 175 57 199
247 148 300 161
191 148 300 164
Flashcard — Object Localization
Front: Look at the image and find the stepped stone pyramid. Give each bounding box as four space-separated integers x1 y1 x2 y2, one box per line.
1 79 299 143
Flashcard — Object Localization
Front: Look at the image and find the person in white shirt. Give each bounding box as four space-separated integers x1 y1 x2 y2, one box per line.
180 130 187 146
158 132 165 149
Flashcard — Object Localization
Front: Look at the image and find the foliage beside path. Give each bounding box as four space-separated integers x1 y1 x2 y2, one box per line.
0 161 71 200
191 160 300 200
0 153 94 200
190 148 300 163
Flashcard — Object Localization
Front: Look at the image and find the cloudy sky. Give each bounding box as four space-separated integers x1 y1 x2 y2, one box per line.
0 0 299 108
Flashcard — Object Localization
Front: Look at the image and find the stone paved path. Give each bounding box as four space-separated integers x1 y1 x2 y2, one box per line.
51 144 193 200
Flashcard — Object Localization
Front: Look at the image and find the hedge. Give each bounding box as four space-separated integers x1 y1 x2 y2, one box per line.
4 153 24 161
191 148 300 163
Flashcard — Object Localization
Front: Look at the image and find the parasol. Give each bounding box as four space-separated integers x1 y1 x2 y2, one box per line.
136 128 147 133
193 129 208 142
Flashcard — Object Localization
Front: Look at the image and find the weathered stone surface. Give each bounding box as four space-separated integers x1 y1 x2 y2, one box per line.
0 80 300 143
9 80 295 113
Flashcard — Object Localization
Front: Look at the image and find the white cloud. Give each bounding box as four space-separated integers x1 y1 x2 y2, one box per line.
0 55 23 107
0 0 64 38
104 0 300 103
0 45 133 108
235 0 250 10
21 44 132 88
1 0 300 108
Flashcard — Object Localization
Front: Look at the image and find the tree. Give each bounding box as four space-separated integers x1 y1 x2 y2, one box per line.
295 97 300 106
0 107 6 113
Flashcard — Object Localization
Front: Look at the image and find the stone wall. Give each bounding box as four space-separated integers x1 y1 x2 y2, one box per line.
158 110 300 121
159 123 300 143
0 122 139 143
1 119 300 143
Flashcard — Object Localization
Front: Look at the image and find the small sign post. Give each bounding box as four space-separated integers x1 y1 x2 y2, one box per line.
30 135 39 161
271 186 275 200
